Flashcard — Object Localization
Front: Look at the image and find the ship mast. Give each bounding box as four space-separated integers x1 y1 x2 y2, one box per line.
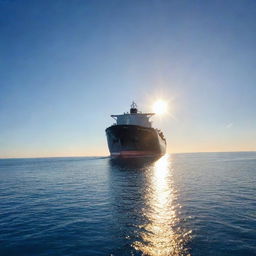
130 101 138 114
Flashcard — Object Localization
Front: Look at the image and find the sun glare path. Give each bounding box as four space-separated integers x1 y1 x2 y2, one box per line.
132 155 192 256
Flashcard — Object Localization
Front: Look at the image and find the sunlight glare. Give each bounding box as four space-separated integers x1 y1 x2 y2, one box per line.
132 155 191 256
153 100 168 115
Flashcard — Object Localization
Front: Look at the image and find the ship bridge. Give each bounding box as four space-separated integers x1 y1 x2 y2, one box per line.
111 102 155 128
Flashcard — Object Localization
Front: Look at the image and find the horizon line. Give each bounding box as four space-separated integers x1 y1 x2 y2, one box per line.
1 150 256 160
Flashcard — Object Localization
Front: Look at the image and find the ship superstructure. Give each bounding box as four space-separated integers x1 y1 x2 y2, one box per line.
105 102 166 158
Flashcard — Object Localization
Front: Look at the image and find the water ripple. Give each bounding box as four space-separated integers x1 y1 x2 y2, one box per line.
0 153 255 255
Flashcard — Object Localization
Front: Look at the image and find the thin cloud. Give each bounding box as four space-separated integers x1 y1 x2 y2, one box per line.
226 123 233 128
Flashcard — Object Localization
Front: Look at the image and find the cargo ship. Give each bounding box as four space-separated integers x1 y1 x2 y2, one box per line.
105 102 166 158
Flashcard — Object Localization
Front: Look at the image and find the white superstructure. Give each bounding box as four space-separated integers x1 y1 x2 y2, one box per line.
111 102 155 128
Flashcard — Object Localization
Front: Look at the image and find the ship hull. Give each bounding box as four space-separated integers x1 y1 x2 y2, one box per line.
105 125 166 158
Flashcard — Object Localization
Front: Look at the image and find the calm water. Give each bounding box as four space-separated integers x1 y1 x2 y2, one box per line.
0 152 255 256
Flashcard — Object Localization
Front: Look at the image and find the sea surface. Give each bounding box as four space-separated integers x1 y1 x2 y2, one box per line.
0 152 255 256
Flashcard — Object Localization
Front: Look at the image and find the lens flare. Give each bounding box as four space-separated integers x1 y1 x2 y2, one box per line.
153 100 168 115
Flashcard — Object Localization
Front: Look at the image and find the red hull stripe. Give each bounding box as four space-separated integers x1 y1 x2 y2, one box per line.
111 151 161 158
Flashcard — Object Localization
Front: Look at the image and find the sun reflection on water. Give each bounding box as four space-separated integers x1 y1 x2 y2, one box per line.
133 155 191 256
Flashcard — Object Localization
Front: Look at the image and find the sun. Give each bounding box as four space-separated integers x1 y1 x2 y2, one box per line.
152 100 168 115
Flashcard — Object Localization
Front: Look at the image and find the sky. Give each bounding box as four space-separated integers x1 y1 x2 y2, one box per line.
1 0 256 158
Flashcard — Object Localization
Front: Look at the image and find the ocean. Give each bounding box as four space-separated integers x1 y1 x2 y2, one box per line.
0 152 255 256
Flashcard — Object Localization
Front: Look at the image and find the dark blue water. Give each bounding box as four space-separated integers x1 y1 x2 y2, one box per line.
0 152 255 256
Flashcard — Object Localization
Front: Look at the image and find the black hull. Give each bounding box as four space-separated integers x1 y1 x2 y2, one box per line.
105 125 166 157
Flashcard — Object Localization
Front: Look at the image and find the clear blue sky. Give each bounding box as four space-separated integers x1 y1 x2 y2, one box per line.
1 0 256 158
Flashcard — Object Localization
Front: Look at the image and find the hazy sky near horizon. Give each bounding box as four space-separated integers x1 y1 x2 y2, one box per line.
1 0 256 158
